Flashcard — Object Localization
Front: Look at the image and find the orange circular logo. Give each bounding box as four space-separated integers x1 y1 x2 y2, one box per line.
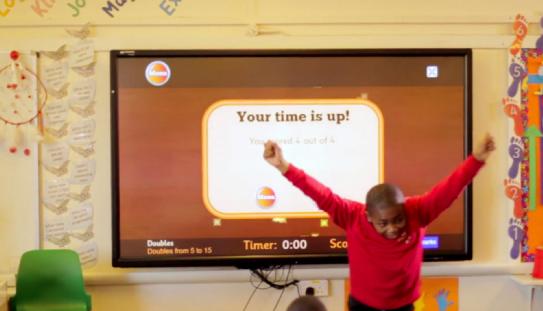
145 61 171 86
256 187 276 209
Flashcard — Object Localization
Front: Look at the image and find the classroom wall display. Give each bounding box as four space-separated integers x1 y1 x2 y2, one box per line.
519 44 543 262
0 0 231 22
38 24 98 268
0 1 542 28
504 14 529 261
502 14 543 263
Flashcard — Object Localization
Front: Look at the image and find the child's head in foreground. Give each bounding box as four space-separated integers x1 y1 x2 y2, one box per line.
286 295 327 311
365 183 407 240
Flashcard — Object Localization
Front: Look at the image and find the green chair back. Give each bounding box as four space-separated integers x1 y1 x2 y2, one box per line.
9 249 91 311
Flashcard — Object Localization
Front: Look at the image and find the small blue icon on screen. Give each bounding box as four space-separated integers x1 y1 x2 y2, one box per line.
426 65 439 78
423 236 440 249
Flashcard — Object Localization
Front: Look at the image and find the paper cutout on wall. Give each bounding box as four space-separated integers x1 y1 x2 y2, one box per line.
508 136 523 178
41 141 70 175
66 23 91 40
77 241 98 268
71 225 94 242
43 99 69 130
72 62 96 78
502 97 524 136
41 45 69 61
0 0 16 17
414 277 458 311
504 178 523 219
508 62 526 97
69 202 93 238
70 159 96 185
42 198 69 216
48 82 69 99
45 218 70 247
43 179 70 214
70 101 95 118
67 1 87 18
510 14 528 56
69 118 95 146
46 123 69 139
70 78 95 108
508 217 525 259
43 161 69 177
69 185 91 203
42 61 69 92
70 143 95 157
69 40 95 68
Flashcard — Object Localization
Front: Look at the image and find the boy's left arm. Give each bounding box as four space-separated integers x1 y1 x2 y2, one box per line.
412 133 495 226
411 155 484 226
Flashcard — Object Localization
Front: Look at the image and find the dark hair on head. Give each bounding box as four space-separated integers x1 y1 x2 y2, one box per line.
365 183 404 214
286 296 327 311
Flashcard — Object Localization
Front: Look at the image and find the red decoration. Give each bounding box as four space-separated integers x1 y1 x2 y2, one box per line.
9 50 19 61
1 51 47 156
0 56 48 126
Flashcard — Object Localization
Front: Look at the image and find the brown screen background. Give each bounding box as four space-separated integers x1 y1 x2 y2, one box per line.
115 55 467 244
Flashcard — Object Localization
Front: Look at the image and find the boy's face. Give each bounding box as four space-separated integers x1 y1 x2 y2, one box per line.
366 204 407 240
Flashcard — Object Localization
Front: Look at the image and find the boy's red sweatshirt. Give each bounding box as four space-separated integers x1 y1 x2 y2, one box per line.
283 156 484 310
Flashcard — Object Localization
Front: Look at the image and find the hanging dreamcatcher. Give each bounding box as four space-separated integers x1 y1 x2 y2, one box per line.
0 50 47 155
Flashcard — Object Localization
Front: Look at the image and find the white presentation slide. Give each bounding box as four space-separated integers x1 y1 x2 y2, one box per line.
202 99 383 219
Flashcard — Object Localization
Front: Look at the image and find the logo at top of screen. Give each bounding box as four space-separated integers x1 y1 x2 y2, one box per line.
145 61 171 86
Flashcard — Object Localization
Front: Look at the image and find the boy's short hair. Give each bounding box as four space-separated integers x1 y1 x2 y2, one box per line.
365 183 405 214
286 296 327 311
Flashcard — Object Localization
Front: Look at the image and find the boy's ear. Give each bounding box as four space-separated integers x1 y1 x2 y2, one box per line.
365 210 372 223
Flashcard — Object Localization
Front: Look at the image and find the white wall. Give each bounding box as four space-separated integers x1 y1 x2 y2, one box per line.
0 1 542 310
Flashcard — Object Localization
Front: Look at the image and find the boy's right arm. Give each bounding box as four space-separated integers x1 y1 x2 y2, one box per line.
283 164 361 229
263 141 360 229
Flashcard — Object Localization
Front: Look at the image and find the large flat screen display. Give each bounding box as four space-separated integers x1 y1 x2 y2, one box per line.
111 49 472 267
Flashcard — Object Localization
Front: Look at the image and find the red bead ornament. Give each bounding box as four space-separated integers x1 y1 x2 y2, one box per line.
23 148 30 156
10 50 19 61
9 146 17 153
